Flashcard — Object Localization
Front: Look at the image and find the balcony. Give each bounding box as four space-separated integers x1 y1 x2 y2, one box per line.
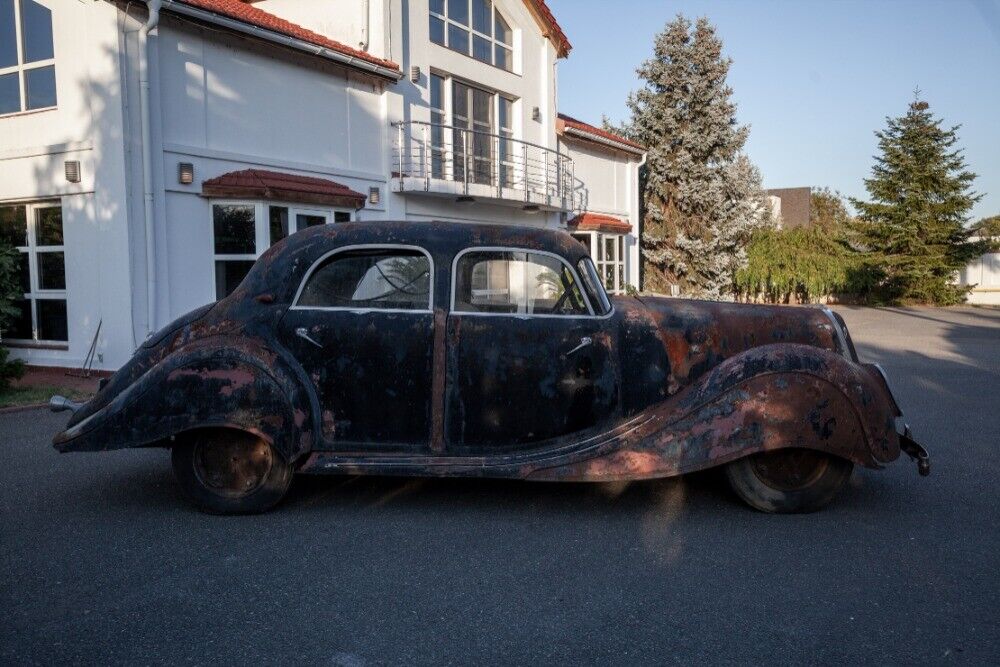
391 120 579 212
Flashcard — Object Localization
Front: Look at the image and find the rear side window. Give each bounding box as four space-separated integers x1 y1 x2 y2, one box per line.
296 248 431 311
453 250 591 316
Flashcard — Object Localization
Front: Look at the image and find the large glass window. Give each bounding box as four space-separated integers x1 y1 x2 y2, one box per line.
211 202 352 299
429 0 513 71
436 76 515 186
573 231 628 295
0 0 56 115
454 250 590 316
296 248 431 311
0 201 67 343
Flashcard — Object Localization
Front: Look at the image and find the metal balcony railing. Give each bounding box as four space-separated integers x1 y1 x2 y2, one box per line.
391 120 578 211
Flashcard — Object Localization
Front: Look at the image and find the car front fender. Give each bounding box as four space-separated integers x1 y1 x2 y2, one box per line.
528 343 901 482
52 337 315 463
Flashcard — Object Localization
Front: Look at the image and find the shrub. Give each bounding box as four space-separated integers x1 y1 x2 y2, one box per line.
734 226 857 304
0 243 26 390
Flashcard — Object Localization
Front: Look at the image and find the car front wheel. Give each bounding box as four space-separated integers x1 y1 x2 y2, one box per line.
171 429 292 514
724 448 853 513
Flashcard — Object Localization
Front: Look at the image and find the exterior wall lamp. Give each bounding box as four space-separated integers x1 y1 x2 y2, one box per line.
368 186 381 205
64 161 81 183
178 162 195 185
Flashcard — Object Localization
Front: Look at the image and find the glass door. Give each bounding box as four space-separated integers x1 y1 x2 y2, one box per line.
452 82 494 185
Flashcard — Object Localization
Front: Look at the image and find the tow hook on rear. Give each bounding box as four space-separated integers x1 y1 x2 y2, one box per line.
899 424 931 476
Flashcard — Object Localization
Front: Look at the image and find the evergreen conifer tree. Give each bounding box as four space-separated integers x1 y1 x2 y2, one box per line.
613 15 771 298
850 96 986 304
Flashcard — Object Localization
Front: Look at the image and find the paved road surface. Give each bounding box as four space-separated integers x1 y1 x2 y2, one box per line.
2 306 998 665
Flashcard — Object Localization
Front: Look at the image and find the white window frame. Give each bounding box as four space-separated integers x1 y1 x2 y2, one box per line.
0 0 57 117
2 199 67 345
572 231 628 295
210 200 354 299
429 0 514 72
430 71 518 184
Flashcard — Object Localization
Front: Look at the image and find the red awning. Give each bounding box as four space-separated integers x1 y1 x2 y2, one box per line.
201 169 367 209
568 212 632 235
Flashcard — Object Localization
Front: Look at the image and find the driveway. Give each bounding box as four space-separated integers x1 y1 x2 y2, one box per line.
1 306 998 665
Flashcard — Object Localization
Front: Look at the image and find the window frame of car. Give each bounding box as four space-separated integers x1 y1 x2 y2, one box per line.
450 246 610 319
289 243 435 315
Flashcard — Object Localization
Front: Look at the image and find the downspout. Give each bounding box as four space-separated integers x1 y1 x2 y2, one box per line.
139 0 161 336
635 150 647 291
359 0 369 51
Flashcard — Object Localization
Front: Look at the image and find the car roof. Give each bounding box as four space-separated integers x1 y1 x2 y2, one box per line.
283 219 586 257
241 220 592 302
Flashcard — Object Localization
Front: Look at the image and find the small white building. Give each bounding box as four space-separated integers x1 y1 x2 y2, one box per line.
0 0 645 370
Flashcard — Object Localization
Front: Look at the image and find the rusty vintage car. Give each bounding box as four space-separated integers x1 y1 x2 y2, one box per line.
51 221 929 514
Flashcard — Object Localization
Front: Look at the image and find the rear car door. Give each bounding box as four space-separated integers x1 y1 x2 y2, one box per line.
446 248 619 451
278 245 435 452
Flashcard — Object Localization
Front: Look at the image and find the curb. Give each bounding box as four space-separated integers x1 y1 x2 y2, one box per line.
0 402 50 415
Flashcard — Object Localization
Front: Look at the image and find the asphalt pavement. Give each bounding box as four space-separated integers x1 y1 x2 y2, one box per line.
1 306 998 665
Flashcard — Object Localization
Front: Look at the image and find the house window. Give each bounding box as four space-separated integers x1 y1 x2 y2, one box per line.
429 0 513 72
211 202 353 299
0 0 56 116
0 201 67 343
572 231 628 295
431 73 515 185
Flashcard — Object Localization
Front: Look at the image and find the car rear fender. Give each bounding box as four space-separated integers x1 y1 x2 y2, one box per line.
53 337 316 463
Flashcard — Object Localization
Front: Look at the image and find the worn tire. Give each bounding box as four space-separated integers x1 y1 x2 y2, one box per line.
171 429 293 515
725 448 853 513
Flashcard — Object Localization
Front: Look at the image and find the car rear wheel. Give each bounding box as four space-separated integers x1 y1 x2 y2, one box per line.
171 429 292 515
724 448 853 513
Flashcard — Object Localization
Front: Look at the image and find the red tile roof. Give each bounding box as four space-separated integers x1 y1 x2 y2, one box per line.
568 212 632 234
557 114 645 153
174 0 400 74
202 169 367 208
523 0 572 58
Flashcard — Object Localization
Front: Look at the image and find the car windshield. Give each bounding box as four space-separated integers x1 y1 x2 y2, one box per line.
578 258 612 315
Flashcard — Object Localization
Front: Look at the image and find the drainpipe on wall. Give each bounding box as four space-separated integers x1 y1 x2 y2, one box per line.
359 0 369 51
137 0 161 336
635 150 647 291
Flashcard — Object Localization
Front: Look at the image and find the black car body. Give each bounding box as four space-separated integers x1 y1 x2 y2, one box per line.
53 222 929 513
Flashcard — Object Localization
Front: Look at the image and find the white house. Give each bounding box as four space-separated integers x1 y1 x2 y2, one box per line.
0 0 644 371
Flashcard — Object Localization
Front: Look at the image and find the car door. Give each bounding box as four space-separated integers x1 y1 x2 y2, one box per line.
278 245 435 452
445 248 619 451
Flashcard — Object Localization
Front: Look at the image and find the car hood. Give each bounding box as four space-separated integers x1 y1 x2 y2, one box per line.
617 295 847 394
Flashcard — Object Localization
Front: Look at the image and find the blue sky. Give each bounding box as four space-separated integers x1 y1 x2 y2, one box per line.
550 0 1000 220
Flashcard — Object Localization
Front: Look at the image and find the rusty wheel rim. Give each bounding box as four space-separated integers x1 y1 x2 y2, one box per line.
750 449 829 492
192 433 273 498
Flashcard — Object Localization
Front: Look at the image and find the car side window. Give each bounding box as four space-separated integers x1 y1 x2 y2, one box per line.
296 248 431 311
453 250 591 316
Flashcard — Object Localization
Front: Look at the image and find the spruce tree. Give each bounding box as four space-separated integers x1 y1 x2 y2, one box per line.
613 15 771 298
850 96 986 304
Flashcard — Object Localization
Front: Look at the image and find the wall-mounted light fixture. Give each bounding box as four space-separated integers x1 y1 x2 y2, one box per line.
368 186 381 205
178 162 194 185
456 196 475 204
532 106 541 122
410 65 421 83
64 160 81 183
523 204 540 213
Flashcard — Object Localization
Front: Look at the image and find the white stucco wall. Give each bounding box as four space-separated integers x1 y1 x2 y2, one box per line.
0 0 135 369
1 0 641 369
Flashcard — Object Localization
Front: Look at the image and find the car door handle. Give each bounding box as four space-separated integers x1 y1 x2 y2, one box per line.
562 336 593 359
295 327 323 348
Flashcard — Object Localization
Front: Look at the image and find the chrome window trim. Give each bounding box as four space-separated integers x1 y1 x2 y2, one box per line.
450 246 613 319
289 243 435 314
